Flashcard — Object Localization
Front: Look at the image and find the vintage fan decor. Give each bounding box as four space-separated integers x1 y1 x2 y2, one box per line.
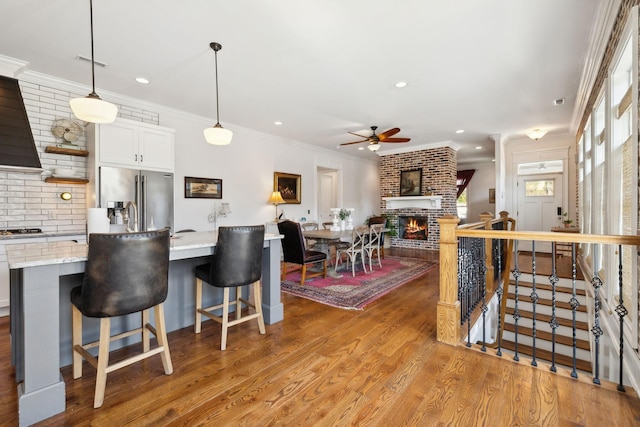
341 126 411 152
51 119 84 146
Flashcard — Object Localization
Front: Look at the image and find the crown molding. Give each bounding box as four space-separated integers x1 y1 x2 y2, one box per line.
570 0 622 134
376 140 461 156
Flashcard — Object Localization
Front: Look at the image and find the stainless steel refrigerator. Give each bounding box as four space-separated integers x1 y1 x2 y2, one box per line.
99 166 174 232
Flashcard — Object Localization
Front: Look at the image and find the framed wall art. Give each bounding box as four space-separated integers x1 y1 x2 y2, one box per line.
399 169 422 196
184 176 222 199
489 188 496 204
274 172 301 204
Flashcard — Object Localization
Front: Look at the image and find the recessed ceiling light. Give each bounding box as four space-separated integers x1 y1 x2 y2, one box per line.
274 121 282 125
475 146 482 150
358 147 364 150
395 81 407 88
456 130 464 134
135 77 150 84
553 98 565 106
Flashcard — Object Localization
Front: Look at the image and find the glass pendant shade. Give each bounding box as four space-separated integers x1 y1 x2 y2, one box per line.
70 94 117 123
368 143 381 152
204 123 233 145
70 0 118 124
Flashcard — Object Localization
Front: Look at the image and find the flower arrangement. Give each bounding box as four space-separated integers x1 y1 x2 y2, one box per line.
338 208 351 221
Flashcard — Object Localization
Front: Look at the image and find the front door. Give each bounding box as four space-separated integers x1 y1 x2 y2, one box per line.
516 172 564 252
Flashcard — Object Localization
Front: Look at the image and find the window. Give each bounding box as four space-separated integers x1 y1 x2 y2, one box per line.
524 179 554 197
457 188 468 221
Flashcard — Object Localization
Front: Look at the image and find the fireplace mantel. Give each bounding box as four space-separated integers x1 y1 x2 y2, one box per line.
383 196 442 210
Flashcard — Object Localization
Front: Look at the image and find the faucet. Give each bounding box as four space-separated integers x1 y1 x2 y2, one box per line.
125 201 139 232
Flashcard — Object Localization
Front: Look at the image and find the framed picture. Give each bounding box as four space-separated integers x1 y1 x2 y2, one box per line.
274 172 301 204
184 176 222 199
400 169 422 196
489 188 496 204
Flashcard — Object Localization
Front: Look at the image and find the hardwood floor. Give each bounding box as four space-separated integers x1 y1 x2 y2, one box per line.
2 248 640 426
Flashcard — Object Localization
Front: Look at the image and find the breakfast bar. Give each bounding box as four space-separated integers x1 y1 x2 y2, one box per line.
7 231 283 426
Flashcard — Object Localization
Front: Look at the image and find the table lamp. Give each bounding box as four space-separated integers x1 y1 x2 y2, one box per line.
268 191 286 222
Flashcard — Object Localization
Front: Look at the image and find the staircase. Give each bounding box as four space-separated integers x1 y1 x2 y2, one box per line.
502 274 592 373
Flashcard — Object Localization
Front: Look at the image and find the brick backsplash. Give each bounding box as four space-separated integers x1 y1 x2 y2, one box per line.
379 147 458 250
0 80 159 233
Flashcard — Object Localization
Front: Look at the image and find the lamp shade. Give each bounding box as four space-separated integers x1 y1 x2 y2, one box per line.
204 124 233 145
368 143 381 152
268 191 286 204
70 95 118 123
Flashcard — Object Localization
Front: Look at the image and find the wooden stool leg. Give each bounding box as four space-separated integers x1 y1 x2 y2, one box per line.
300 265 307 285
220 287 230 350
94 317 111 409
194 278 203 333
253 281 266 334
72 305 83 379
154 303 173 375
235 286 242 320
142 309 150 353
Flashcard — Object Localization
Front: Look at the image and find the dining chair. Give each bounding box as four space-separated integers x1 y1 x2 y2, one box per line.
194 225 266 350
301 222 319 248
367 216 387 259
278 220 327 285
71 229 173 408
363 223 384 271
335 225 368 277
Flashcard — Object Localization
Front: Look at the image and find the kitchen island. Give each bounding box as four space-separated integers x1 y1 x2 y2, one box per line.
6 231 283 427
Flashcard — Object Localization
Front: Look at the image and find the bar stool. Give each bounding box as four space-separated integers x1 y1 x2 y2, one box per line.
194 225 266 350
71 229 173 408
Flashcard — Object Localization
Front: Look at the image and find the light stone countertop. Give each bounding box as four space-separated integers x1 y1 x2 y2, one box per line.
6 231 283 269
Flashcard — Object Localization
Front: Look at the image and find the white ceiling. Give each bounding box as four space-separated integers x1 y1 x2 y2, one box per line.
1 0 601 163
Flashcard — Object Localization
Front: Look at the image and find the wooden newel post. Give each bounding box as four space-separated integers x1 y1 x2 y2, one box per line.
437 214 461 346
480 212 495 293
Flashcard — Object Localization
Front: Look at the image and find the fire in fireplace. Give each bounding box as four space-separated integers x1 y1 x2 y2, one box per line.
398 216 428 240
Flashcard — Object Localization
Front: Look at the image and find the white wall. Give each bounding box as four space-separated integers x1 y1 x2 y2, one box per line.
464 161 497 223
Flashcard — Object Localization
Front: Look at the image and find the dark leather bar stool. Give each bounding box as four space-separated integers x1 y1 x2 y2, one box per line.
194 225 266 350
71 229 173 408
278 220 327 285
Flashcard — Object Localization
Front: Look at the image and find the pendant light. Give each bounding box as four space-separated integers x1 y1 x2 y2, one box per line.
69 0 117 123
204 42 233 145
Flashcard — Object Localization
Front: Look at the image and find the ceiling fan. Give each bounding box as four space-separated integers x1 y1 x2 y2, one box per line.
340 126 411 151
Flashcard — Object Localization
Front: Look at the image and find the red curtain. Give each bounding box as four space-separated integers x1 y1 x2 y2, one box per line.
457 169 475 198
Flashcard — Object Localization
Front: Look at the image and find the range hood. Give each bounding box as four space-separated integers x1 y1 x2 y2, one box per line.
0 76 43 173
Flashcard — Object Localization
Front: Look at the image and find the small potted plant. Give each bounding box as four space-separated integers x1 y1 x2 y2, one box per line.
338 208 350 230
562 212 573 228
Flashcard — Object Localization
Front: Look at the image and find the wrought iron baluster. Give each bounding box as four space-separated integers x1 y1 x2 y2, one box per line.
548 241 559 373
479 237 487 352
569 243 579 379
530 242 538 367
615 244 627 392
495 237 503 357
591 244 602 385
512 240 521 362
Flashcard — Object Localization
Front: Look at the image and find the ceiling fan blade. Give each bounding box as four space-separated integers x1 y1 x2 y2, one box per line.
348 131 370 139
382 138 411 143
340 140 367 146
378 128 400 140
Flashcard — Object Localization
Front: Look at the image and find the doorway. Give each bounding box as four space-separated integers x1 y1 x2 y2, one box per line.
316 167 340 226
515 161 565 252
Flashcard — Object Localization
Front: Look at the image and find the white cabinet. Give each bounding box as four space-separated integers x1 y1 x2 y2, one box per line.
91 118 175 172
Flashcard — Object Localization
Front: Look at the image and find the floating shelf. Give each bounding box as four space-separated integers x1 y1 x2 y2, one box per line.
44 177 89 184
45 146 89 157
382 196 442 210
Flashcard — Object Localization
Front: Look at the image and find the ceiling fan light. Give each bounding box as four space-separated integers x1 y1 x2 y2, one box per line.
204 123 233 145
368 143 381 152
70 94 117 123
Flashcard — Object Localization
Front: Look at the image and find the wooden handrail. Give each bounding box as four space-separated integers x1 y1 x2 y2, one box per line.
455 229 640 246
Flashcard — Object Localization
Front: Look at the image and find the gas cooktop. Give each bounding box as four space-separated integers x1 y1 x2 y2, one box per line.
0 228 43 236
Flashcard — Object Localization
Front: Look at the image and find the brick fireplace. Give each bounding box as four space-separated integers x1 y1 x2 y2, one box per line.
378 145 458 250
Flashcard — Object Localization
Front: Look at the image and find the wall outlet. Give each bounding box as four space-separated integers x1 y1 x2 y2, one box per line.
48 211 56 220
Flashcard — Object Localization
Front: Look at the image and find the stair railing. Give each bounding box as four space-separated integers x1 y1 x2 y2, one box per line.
437 214 640 390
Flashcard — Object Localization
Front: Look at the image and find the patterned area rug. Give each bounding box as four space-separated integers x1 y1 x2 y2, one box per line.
281 256 438 310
